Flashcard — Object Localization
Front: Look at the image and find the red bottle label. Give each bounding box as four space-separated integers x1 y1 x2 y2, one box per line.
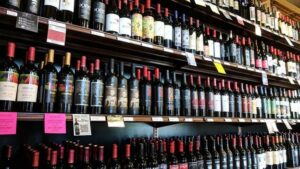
179 163 188 169
255 59 262 68
262 60 268 69
169 164 179 169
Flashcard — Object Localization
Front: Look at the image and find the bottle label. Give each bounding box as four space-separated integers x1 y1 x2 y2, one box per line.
60 0 75 12
207 91 214 111
196 34 204 52
74 78 90 106
234 0 239 10
221 95 229 112
183 89 191 110
182 29 190 49
229 0 234 8
119 17 131 36
188 161 197 169
8 0 21 7
169 164 179 169
261 12 266 25
229 94 235 113
189 31 196 50
265 151 273 165
208 40 214 57
235 94 242 113
174 27 182 47
214 42 221 58
129 80 139 109
241 156 247 168
197 159 204 169
159 164 167 169
198 91 205 110
154 21 165 37
17 73 39 102
179 163 188 169
283 150 287 163
142 16 154 39
45 0 59 8
93 1 105 24
164 24 173 41
57 74 74 105
272 151 279 165
145 84 152 110
256 59 262 68
205 160 212 169
44 73 57 103
167 87 174 111
252 99 257 114
27 0 39 14
78 0 91 20
234 156 240 169
90 80 104 107
204 45 209 57
274 18 279 31
242 96 248 113
245 49 251 66
230 43 236 59
117 83 128 109
257 9 261 22
192 90 198 110
250 6 256 21
214 93 221 112
0 71 18 101
262 60 268 69
174 88 180 110
214 159 220 169
104 79 118 108
105 13 120 33
131 13 143 37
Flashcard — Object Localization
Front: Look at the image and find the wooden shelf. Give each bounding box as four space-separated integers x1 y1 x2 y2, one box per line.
0 7 299 89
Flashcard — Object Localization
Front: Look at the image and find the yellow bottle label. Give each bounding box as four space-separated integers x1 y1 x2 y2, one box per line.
131 13 143 37
142 16 154 39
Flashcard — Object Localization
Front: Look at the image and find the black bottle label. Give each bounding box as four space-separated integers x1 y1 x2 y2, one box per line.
93 1 105 24
58 74 74 104
104 77 118 109
74 78 90 106
166 87 174 111
174 88 181 110
117 82 128 109
79 0 91 20
44 73 57 103
188 161 197 169
129 80 139 109
90 80 104 107
27 0 40 14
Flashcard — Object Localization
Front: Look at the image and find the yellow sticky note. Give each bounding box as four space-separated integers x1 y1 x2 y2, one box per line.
214 62 226 74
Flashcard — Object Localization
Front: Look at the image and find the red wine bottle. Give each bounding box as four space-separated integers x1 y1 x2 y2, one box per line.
248 136 258 169
205 77 214 117
59 0 75 23
104 59 118 114
43 0 59 19
108 144 121 169
173 10 181 50
213 78 221 117
173 72 181 116
57 146 64 169
122 144 133 169
230 136 240 169
234 82 242 118
32 151 40 169
154 3 164 45
152 68 164 116
196 20 204 55
237 136 247 169
142 0 154 43
74 56 90 114
119 0 131 37
50 150 58 169
82 147 92 169
270 136 280 169
197 76 205 117
148 142 158 168
216 136 227 169
163 8 173 48
0 42 19 112
190 75 199 117
164 70 174 116
23 0 41 14
128 64 140 115
178 141 188 169
242 136 252 169
195 138 204 168
227 81 235 117
168 141 178 169
66 149 75 169
188 141 197 168
105 0 120 34
221 80 229 117
131 0 142 40
189 17 196 54
92 0 106 31
1 146 12 169
117 62 128 115
181 73 191 116
139 66 151 115
77 0 92 28
181 13 189 52
223 136 234 169
17 47 39 112
241 83 248 118
57 52 74 113
209 137 220 169
264 135 273 169
90 59 104 114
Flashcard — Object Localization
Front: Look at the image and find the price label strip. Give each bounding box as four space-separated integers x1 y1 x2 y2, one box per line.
90 115 106 121
16 11 38 33
91 30 105 37
219 8 232 20
169 117 180 122
194 0 206 7
265 120 274 134
186 52 197 66
214 62 226 74
107 115 125 127
72 114 92 136
47 20 66 46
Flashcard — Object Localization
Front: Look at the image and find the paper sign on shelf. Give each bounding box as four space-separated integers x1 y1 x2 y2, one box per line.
185 118 193 122
262 71 268 86
123 117 134 121
0 112 17 135
251 119 258 122
90 116 106 121
255 24 262 36
265 120 274 134
283 119 292 130
72 114 92 136
44 113 66 134
141 42 153 48
236 16 244 26
169 117 180 122
270 120 279 132
208 4 220 15
152 117 164 122
214 62 226 74
107 115 125 127
6 10 18 17
219 8 232 20
206 118 214 122
194 0 206 7
239 119 246 122
16 12 38 33
284 36 294 47
203 56 213 62
224 118 232 122
288 77 295 84
185 52 197 66
91 30 105 37
47 20 66 46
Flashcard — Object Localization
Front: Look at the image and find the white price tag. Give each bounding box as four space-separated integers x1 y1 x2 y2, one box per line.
236 16 244 25
276 119 282 123
164 47 174 53
213 59 221 63
237 65 246 69
123 117 134 121
255 24 262 36
224 118 232 122
107 115 125 127
219 8 232 20
288 77 295 84
90 116 106 121
203 56 213 62
208 4 220 15
223 61 231 66
142 43 153 48
186 52 197 66
152 117 164 122
262 71 268 86
206 118 214 122
270 120 279 132
185 118 193 122
91 30 105 37
194 0 206 7
6 10 17 17
47 20 66 46
117 36 131 43
251 119 258 122
169 117 180 122
238 118 245 122
284 36 294 47
265 120 274 134
283 119 292 130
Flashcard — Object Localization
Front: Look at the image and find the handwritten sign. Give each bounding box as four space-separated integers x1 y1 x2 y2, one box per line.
44 113 66 134
0 112 17 135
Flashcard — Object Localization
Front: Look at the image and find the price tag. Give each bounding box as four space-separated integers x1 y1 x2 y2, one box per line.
90 116 106 121
206 118 214 122
169 117 180 122
91 30 105 37
194 0 206 7
0 112 17 135
152 117 164 122
236 16 244 26
185 118 193 122
203 56 213 62
251 119 258 122
262 71 268 86
117 36 131 43
214 62 226 74
47 20 66 46
6 10 17 17
270 120 279 132
44 113 66 134
142 42 153 48
237 65 246 69
164 47 174 53
107 115 125 127
255 24 262 36
208 4 220 15
276 119 282 123
72 114 92 136
260 119 266 123
224 118 232 122
265 120 274 134
297 120 300 123
16 12 38 33
282 119 292 130
247 67 255 71
288 77 295 84
186 52 197 66
284 36 294 47
297 80 300 86
123 117 134 121
238 118 245 122
219 8 232 20
223 61 231 66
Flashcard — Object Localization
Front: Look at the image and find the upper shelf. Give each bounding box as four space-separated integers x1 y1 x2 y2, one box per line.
0 7 299 89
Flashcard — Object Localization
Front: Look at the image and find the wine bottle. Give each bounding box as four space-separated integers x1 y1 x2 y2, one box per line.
216 137 227 169
105 0 120 34
23 0 41 14
241 83 248 118
119 0 131 37
152 68 163 116
173 10 181 50
202 137 213 169
122 144 133 169
190 75 199 117
196 20 204 55
77 0 91 27
224 136 233 169
235 35 241 64
81 147 92 169
4 0 21 10
50 150 58 169
131 0 142 40
181 73 191 116
164 8 173 48
136 143 147 168
256 0 261 25
154 3 164 45
197 75 205 117
226 30 236 63
221 80 229 117
66 149 75 169
242 136 252 169
244 37 251 67
42 49 58 113
178 141 188 169
205 77 214 117
189 17 196 54
195 138 204 169
57 52 74 113
264 135 273 169
43 0 59 19
92 0 105 31
249 0 256 22
230 136 240 169
142 0 154 43
173 72 181 116
1 146 12 169
234 81 242 118
128 64 140 115
17 47 39 112
181 13 189 52
59 0 75 23
187 141 197 169
213 30 221 59
164 70 174 116
157 140 167 169
117 62 128 114
104 59 118 114
213 78 221 117
147 143 158 168
90 59 104 114
249 38 255 68
168 141 179 169
32 151 40 169
247 85 254 118
74 56 90 114
237 136 247 169
227 81 235 117
139 66 151 115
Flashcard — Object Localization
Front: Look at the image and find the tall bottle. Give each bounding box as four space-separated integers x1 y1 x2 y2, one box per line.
131 0 142 40
178 141 188 169
202 137 213 169
152 68 163 116
17 47 38 112
206 77 214 117
74 56 90 114
190 75 198 117
173 72 181 116
154 3 164 45
164 70 174 116
142 0 154 43
181 73 191 116
187 141 198 168
92 0 106 31
241 83 248 118
173 10 181 50
139 66 151 115
196 20 204 55
227 31 236 63
221 80 229 117
108 144 121 169
104 59 118 114
213 78 221 117
264 135 273 169
189 17 196 54
57 52 74 113
234 82 242 118
164 8 173 48
128 64 140 115
181 13 189 52
122 144 133 169
224 137 233 169
197 76 206 116
249 0 256 22
43 0 59 19
59 0 75 23
105 0 120 34
66 149 75 169
23 0 41 14
227 81 235 117
77 0 92 27
116 62 128 114
147 143 158 168
168 141 179 169
90 59 104 114
158 141 167 169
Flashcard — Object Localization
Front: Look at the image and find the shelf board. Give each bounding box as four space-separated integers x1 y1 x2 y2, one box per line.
0 7 299 89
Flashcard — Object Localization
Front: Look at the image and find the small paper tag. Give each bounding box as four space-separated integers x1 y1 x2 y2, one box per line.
265 120 274 134
276 119 282 123
16 12 38 33
47 20 66 46
208 4 220 15
72 114 92 136
194 0 206 7
251 119 258 122
6 10 18 17
219 8 232 20
185 118 193 122
206 118 214 122
262 71 268 86
297 80 300 86
169 117 180 122
255 24 262 36
236 16 244 26
214 62 226 74
223 61 231 66
44 113 66 134
142 43 153 48
164 47 174 53
288 77 295 84
91 30 105 37
152 117 164 122
237 65 246 69
123 117 134 121
90 116 106 121
0 112 17 135
186 52 197 66
224 118 232 122
283 119 292 130
107 115 125 127
238 118 245 122
117 36 131 43
203 56 213 62
284 36 294 46
270 120 279 132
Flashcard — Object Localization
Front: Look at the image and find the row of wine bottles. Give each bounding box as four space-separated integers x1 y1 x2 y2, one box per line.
2 0 300 43
2 132 300 169
1 42 300 119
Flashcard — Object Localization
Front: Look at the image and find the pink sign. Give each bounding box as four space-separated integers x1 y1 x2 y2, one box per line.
44 113 66 134
0 112 17 135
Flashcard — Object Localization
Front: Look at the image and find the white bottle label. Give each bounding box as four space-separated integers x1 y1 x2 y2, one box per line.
0 82 18 101
257 153 265 169
214 94 221 112
208 40 214 57
222 95 229 112
189 31 196 50
182 29 189 48
196 34 204 52
105 13 120 33
45 0 60 8
174 27 181 47
214 42 220 58
119 17 131 36
17 84 38 102
59 0 74 12
256 98 262 108
164 25 173 41
272 151 279 165
250 6 256 21
154 21 165 37
266 151 273 165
